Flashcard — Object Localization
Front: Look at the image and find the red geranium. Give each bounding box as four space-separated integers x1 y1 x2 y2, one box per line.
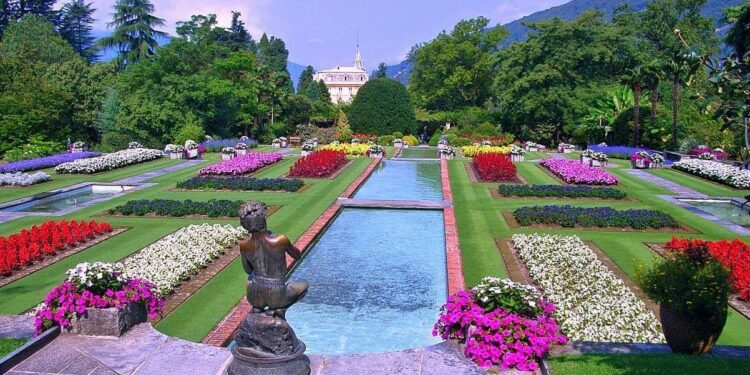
666 237 750 301
289 150 348 178
473 153 517 182
0 220 113 276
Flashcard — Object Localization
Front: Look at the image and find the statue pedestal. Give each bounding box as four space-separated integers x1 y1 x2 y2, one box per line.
228 313 310 375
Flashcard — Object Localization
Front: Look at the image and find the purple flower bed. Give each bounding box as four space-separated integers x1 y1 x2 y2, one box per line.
540 158 618 185
587 145 651 159
0 152 101 173
199 151 283 175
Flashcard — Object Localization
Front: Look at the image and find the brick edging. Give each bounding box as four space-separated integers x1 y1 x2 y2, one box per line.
201 158 381 346
441 159 465 295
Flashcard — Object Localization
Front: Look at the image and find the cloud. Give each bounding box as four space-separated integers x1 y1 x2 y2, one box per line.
491 0 569 25
88 0 269 37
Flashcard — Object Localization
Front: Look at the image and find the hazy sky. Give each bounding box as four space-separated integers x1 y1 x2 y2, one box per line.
86 0 569 68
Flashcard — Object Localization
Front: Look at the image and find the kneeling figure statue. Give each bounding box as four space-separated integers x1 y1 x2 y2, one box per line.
228 201 310 375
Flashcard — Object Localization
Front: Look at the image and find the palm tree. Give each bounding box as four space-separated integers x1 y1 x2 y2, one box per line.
662 51 702 150
642 60 664 120
620 66 647 145
97 0 167 69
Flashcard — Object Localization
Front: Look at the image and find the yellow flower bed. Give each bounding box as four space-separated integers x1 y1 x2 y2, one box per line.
320 143 370 156
460 145 511 157
403 135 419 146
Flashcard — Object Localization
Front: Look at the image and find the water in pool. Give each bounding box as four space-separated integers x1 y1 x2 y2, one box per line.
680 199 750 227
398 147 438 159
285 208 446 354
4 185 133 213
353 160 442 201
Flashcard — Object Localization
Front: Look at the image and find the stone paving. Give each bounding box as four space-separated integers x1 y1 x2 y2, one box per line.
113 159 206 185
0 315 34 339
624 169 708 198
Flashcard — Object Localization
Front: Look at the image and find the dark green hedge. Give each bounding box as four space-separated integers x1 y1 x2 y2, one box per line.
498 185 627 199
108 199 244 218
349 78 417 136
176 176 303 192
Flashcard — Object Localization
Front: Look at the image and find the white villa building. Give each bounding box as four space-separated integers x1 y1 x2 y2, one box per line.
313 46 369 103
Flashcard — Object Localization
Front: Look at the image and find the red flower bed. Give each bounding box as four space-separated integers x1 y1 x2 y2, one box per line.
473 153 517 182
0 220 113 276
666 237 750 301
289 150 348 178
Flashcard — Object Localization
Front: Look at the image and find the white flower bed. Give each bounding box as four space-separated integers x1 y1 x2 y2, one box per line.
672 158 750 189
512 234 664 343
0 172 50 186
123 224 246 295
55 148 163 174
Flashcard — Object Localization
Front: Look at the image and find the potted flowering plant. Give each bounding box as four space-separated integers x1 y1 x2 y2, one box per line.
393 138 404 148
301 140 316 157
221 147 235 160
590 151 608 167
351 137 361 145
205 135 213 141
481 140 492 146
434 277 566 371
34 262 163 337
631 151 652 169
70 141 86 153
311 137 319 148
437 139 448 151
271 138 282 148
368 144 384 158
637 242 731 355
171 145 184 159
558 142 575 153
510 144 526 162
650 152 664 168
279 136 289 148
128 142 143 149
184 140 199 159
525 141 542 152
441 146 455 160
580 149 595 164
235 142 249 156
697 152 716 160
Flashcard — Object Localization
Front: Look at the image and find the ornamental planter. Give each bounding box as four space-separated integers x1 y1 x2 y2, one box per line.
300 150 311 157
650 162 663 169
169 153 183 160
581 156 591 164
563 148 574 154
527 147 538 152
236 149 248 156
186 149 199 159
441 154 454 160
659 305 727 355
272 143 281 148
71 147 85 153
281 141 288 148
437 144 446 151
633 159 650 169
590 160 604 168
221 154 234 161
68 301 147 337
369 152 383 159
511 155 525 162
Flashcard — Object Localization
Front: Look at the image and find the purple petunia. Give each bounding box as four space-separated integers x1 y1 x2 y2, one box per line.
540 158 618 185
0 152 101 173
199 152 283 175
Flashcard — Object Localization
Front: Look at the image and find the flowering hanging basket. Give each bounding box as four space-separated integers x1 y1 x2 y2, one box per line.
68 301 147 337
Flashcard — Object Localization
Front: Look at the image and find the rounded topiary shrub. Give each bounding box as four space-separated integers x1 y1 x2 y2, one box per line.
349 78 417 136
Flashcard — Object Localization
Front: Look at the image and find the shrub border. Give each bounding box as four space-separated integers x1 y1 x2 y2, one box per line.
489 187 636 202
500 211 699 233
97 205 281 220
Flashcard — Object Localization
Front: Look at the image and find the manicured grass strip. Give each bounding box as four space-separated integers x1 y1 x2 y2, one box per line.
515 162 560 185
0 338 26 357
546 353 750 375
154 158 371 341
648 168 750 197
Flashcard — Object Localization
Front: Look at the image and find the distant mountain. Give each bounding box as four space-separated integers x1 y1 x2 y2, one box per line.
385 0 744 85
287 62 307 90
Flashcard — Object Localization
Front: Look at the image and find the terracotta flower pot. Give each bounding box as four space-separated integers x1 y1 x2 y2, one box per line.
659 304 727 355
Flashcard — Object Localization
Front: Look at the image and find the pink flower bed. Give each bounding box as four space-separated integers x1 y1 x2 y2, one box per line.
540 158 618 185
199 152 283 176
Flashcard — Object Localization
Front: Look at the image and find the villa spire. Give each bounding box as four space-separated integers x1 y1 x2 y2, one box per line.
353 38 365 71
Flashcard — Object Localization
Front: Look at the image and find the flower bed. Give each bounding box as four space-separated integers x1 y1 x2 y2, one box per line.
0 220 113 276
289 150 348 178
319 143 370 156
55 149 163 174
671 159 750 189
587 145 651 160
198 152 283 176
0 152 101 173
0 172 50 186
123 224 246 294
460 145 511 157
498 184 627 200
512 234 664 342
690 146 728 160
176 176 303 192
200 138 258 153
108 199 245 218
513 205 680 229
540 158 618 185
434 277 566 370
472 153 517 182
665 238 750 301
34 262 162 334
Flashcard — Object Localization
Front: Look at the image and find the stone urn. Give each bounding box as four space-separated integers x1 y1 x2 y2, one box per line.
659 305 727 355
511 155 524 162
170 153 183 160
222 154 234 161
68 302 147 337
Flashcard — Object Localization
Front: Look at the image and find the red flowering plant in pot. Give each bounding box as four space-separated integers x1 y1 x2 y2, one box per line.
433 277 566 371
34 262 163 336
636 242 731 355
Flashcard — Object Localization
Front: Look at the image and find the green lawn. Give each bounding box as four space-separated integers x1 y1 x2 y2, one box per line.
0 337 26 357
447 155 750 346
547 354 750 375
0 152 370 343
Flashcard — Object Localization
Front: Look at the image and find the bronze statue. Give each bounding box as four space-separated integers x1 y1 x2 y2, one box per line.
229 201 310 375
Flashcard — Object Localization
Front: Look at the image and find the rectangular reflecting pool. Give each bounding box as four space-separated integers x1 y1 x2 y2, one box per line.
353 160 442 201
398 147 438 159
285 208 446 354
2 185 135 213
677 198 750 227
